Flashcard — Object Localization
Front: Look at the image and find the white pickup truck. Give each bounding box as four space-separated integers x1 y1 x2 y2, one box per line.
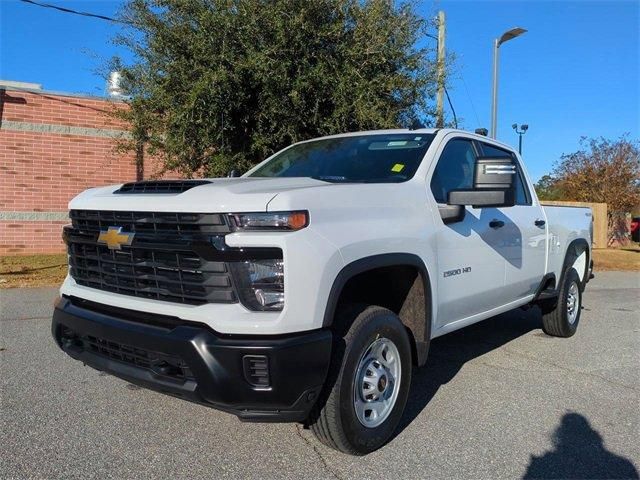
53 128 593 454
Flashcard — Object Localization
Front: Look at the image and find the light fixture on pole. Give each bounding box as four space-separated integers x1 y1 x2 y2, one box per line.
512 123 529 154
490 27 527 138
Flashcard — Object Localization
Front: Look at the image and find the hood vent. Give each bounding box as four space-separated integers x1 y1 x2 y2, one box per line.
114 180 212 194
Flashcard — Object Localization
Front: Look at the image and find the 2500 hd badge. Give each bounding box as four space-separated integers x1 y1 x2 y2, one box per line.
443 266 472 277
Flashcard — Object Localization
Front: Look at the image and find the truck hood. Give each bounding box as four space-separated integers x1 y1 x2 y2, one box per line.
69 177 330 212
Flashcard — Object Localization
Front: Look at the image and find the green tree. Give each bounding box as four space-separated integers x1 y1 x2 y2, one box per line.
552 135 640 245
534 174 565 201
112 0 439 177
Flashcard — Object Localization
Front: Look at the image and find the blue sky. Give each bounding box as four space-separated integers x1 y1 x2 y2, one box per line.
1 0 638 180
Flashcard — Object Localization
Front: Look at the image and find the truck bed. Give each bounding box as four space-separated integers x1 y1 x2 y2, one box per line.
543 205 593 282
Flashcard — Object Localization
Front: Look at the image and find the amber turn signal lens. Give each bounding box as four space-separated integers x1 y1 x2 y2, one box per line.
287 212 308 230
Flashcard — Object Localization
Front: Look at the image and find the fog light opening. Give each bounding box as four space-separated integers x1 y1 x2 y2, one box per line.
243 355 271 389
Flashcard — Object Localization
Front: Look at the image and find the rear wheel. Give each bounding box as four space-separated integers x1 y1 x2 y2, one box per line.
309 305 412 455
542 268 582 337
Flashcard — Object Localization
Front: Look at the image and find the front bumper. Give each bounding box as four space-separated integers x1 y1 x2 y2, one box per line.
52 296 332 422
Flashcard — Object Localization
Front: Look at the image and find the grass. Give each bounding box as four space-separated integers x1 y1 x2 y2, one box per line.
1 245 638 289
0 254 68 289
592 244 640 272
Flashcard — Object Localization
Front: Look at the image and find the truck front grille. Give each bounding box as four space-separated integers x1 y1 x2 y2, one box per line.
65 209 236 305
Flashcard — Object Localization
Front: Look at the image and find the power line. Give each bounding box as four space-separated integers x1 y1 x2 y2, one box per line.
460 72 481 127
18 0 130 25
444 86 458 129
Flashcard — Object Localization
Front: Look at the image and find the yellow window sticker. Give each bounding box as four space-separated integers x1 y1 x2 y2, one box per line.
391 163 405 173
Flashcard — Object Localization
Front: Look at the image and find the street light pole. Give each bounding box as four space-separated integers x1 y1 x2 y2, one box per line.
435 11 446 128
519 131 522 154
490 27 527 138
490 38 500 138
512 123 529 154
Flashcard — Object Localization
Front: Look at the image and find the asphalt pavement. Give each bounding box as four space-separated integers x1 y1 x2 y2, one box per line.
1 272 638 479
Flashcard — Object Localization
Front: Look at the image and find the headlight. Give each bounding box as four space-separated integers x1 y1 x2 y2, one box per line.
230 259 285 311
230 211 308 231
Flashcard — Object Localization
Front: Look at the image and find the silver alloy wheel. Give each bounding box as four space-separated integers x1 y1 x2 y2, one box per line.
567 281 580 325
353 337 402 428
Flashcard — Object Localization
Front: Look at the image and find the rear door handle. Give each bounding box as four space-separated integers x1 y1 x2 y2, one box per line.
535 219 546 227
489 220 505 229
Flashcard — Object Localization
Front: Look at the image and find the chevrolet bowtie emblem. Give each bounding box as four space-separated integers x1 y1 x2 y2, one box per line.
97 226 135 250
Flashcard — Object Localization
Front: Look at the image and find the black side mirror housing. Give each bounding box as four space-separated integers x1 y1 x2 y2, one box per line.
474 157 516 189
448 156 516 208
227 169 241 178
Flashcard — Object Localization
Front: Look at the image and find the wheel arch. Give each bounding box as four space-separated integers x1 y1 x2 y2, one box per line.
322 253 433 366
560 238 591 291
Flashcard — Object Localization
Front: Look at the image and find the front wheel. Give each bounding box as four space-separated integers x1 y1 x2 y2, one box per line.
309 306 412 455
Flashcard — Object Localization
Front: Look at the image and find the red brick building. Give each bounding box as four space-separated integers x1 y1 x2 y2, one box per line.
0 81 165 255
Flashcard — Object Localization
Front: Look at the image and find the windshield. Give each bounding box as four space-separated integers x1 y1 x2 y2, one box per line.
248 133 436 183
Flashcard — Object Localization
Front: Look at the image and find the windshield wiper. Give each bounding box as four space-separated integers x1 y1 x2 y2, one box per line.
310 176 352 183
310 176 407 184
360 176 407 183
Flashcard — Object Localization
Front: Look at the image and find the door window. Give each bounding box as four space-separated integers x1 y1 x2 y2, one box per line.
479 142 531 205
430 139 476 203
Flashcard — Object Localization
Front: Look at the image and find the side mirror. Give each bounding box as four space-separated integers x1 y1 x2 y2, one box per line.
448 156 516 208
474 157 516 189
227 169 241 178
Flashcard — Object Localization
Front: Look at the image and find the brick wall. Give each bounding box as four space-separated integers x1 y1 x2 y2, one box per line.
0 221 67 254
0 87 169 255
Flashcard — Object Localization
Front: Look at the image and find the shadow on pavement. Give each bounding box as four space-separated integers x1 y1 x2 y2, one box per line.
392 306 638 480
395 305 541 435
523 412 639 479
1 264 66 275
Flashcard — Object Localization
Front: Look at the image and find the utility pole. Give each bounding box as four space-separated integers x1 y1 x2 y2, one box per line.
435 11 446 128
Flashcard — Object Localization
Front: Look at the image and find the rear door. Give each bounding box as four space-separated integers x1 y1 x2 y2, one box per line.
428 136 508 329
478 142 547 301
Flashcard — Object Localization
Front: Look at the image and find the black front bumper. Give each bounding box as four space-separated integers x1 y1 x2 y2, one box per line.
52 296 332 422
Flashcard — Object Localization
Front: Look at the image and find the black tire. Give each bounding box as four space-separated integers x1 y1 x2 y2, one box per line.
542 268 582 337
308 305 412 455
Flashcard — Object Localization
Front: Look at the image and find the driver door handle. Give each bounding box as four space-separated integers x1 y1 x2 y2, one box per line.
535 219 546 227
489 220 505 229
